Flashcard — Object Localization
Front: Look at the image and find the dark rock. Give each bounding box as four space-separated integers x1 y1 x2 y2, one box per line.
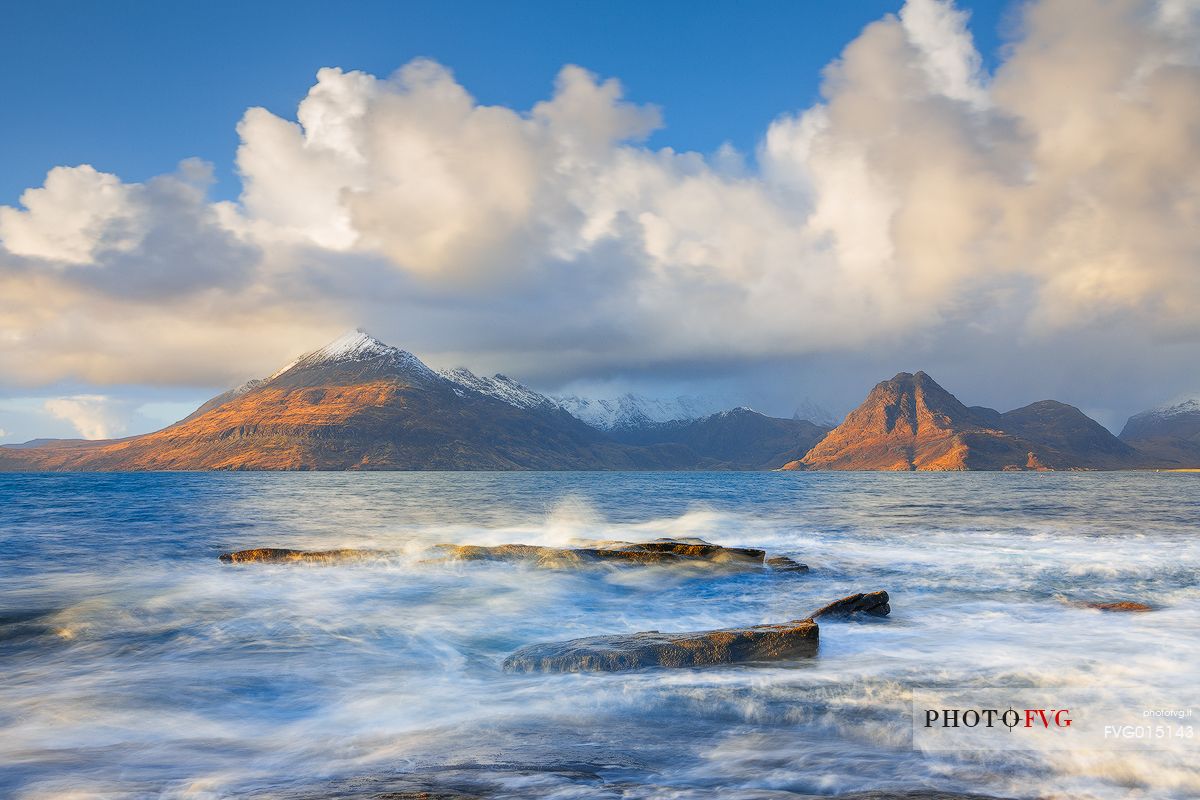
767 555 810 573
219 539 776 570
503 620 818 673
218 548 385 564
807 591 890 620
619 538 766 563
434 540 765 569
1080 600 1154 612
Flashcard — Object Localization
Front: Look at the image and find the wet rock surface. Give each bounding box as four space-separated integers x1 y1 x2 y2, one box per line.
1080 600 1154 612
503 619 819 673
767 555 810 572
502 589 891 674
218 548 387 564
806 591 891 620
218 538 783 570
433 538 768 568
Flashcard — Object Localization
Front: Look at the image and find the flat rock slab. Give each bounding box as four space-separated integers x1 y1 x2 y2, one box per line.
218 547 387 564
219 539 804 574
807 591 890 620
435 539 766 569
1078 600 1154 612
767 555 810 573
503 620 818 673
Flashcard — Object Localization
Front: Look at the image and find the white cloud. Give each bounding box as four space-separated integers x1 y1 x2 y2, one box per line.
0 0 1197 415
43 395 129 439
899 0 988 107
0 165 141 264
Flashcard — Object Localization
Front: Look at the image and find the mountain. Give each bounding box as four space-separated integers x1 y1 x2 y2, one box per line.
1118 399 1200 467
438 368 557 411
792 398 840 428
1 438 113 450
0 331 691 471
782 371 1140 471
552 392 728 432
0 331 825 472
609 407 830 470
433 369 831 468
999 400 1139 469
6 341 1176 473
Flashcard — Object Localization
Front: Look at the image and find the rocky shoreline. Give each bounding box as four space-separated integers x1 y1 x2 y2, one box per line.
219 537 809 572
219 539 894 674
211 535 1154 798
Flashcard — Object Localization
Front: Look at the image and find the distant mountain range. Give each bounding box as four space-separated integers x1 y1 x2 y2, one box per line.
1 333 1197 471
1118 399 1200 467
783 371 1144 471
552 393 734 432
0 331 827 471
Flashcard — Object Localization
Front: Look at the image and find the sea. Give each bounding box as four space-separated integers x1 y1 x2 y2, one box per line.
0 471 1197 799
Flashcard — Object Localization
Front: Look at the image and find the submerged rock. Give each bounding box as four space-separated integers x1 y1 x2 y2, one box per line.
767 555 810 573
806 590 891 620
1080 600 1154 612
219 538 804 575
620 539 766 563
218 547 385 564
434 539 766 569
503 619 819 673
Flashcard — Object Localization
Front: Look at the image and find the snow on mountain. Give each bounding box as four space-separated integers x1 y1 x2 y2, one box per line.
1121 396 1200 440
441 370 748 430
1144 397 1200 418
439 367 556 410
792 397 840 427
551 393 729 431
274 329 440 384
266 331 803 433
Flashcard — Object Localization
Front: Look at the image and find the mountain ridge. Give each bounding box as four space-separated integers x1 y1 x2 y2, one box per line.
0 331 824 471
1118 397 1200 467
2 335 1196 471
782 371 1147 471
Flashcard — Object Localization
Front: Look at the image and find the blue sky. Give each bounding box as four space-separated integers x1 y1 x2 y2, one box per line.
0 0 1011 205
2 0 1197 444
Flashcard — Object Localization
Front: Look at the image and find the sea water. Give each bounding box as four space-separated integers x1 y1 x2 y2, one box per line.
0 472 1197 799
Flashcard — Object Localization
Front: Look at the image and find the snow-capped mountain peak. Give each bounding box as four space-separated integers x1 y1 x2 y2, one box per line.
439 367 556 410
271 329 440 384
551 392 728 431
1151 397 1200 418
309 329 395 362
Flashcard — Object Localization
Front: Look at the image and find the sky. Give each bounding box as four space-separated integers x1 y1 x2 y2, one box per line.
1 0 1198 442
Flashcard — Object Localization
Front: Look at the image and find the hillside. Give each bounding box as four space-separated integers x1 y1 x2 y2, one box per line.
782 372 1141 471
0 332 824 471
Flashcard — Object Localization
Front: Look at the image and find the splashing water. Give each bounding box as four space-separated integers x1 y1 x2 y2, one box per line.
0 472 1197 799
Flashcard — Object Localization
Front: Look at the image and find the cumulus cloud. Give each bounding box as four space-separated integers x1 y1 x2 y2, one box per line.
0 165 141 264
0 159 258 299
0 0 1198 418
43 395 129 440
